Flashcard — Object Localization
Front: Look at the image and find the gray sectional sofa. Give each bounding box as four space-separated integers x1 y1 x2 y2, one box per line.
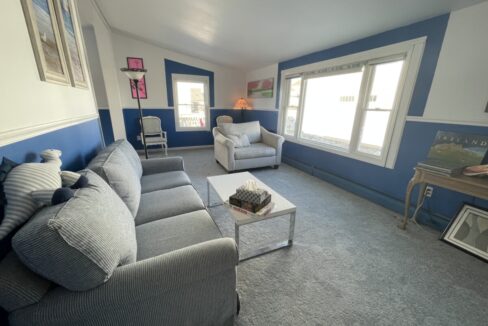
0 140 238 325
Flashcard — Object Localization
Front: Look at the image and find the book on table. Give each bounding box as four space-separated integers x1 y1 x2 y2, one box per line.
417 131 488 176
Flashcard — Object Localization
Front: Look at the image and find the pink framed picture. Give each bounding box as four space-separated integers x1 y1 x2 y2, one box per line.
127 57 147 99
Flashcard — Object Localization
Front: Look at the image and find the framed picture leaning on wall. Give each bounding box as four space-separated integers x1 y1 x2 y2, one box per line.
53 0 88 88
21 0 71 85
442 204 488 262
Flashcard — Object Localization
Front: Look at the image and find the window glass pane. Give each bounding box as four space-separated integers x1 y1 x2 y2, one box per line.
284 77 301 136
300 71 363 149
284 107 297 135
176 81 206 128
357 111 391 156
367 60 404 110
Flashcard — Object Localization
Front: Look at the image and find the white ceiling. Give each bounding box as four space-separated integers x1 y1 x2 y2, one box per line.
94 0 486 70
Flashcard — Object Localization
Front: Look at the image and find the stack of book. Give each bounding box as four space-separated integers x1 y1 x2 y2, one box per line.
417 131 488 177
226 181 274 216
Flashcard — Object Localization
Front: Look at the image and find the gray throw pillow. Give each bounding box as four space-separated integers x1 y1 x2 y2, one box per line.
88 147 142 217
221 121 262 143
227 134 251 148
12 170 137 291
0 163 61 240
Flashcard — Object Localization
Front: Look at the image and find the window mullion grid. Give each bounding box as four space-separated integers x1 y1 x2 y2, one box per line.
349 65 374 155
281 78 293 136
295 78 307 140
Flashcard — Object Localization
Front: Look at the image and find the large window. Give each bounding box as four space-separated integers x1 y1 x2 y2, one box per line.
172 74 210 131
280 38 425 167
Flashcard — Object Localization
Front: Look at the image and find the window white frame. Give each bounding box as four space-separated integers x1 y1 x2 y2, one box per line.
278 37 426 169
172 74 210 131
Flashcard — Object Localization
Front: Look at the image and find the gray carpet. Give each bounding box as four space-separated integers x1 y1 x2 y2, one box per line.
152 148 488 325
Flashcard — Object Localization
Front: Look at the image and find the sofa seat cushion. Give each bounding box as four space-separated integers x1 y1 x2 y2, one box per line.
140 171 191 193
12 170 137 291
234 143 276 160
135 185 205 226
135 210 222 260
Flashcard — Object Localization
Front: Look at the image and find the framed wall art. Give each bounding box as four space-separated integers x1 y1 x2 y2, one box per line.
54 0 88 88
247 78 274 98
442 204 488 262
127 57 147 99
21 0 70 85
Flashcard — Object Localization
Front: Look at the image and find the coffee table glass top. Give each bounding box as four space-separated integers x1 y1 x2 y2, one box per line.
207 172 296 225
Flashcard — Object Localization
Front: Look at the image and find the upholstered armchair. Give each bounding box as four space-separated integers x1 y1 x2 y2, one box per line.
212 121 285 172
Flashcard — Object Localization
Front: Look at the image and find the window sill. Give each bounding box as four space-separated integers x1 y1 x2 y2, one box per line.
175 127 211 132
283 136 393 169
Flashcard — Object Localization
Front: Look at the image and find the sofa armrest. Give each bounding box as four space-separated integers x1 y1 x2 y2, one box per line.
261 127 285 149
141 157 184 176
11 238 238 326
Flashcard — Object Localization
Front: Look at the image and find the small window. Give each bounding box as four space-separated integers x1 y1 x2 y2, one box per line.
172 74 210 131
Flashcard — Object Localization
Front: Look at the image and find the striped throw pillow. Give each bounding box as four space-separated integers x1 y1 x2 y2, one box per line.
0 163 61 239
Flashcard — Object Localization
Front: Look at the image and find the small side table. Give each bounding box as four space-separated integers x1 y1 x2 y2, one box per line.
400 167 488 230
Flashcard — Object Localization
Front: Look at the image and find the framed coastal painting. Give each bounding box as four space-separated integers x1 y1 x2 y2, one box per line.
442 204 488 262
54 0 88 88
127 57 147 99
247 78 274 98
21 0 70 85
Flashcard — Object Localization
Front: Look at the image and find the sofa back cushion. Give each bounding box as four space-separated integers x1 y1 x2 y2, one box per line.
12 170 137 291
88 141 141 216
116 140 143 178
221 121 262 143
0 252 51 312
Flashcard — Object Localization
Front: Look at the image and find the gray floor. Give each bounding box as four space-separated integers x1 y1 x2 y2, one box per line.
152 148 487 325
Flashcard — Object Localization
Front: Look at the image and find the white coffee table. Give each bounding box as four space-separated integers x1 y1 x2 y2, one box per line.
207 172 296 261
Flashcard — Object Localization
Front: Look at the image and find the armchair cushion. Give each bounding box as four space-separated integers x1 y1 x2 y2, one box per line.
12 170 137 291
234 143 276 160
226 134 251 148
221 121 261 143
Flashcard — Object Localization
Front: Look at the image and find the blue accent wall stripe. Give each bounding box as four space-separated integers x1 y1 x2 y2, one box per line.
123 108 242 149
0 119 103 171
164 59 215 107
98 109 115 145
276 14 449 117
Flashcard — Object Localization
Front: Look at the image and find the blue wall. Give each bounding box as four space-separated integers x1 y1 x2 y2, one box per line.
98 109 115 145
123 108 242 149
276 14 449 117
246 14 488 230
0 119 103 171
164 59 215 107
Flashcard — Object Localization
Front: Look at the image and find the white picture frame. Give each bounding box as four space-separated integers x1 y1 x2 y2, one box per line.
442 204 488 262
53 0 88 88
21 0 71 85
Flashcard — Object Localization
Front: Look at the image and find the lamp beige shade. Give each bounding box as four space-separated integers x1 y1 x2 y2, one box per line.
234 97 251 110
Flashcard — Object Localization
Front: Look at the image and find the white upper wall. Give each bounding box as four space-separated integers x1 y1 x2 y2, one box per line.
422 1 488 125
245 64 278 110
77 0 126 140
0 0 98 147
111 31 245 109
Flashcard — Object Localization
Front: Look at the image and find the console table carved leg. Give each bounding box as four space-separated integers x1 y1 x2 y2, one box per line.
400 171 421 230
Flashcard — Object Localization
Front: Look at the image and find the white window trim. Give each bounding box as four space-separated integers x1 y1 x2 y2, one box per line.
172 73 211 132
278 37 426 169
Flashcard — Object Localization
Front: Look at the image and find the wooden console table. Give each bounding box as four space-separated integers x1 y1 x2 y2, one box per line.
399 167 488 230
